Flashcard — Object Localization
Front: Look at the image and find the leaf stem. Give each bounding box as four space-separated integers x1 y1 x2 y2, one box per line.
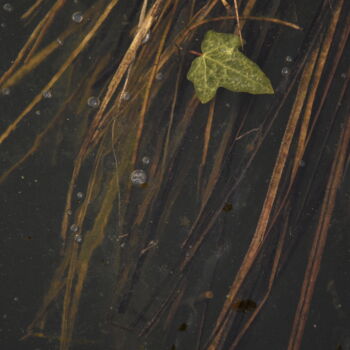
188 50 202 56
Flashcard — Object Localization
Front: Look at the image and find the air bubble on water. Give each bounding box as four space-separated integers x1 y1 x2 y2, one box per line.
340 73 346 79
74 234 83 243
281 67 290 76
35 110 41 115
142 156 150 165
66 209 72 216
87 96 100 108
13 296 18 302
121 91 130 101
130 169 147 186
76 192 84 199
1 87 10 96
1 23 6 28
155 72 163 81
142 32 150 44
70 224 79 233
42 90 52 98
285 56 293 63
72 11 83 23
3 3 13 12
56 38 63 46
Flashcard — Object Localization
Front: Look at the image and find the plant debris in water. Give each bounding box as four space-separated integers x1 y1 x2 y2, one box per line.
187 30 274 103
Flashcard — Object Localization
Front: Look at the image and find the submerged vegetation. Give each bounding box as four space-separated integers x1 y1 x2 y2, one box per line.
0 0 349 349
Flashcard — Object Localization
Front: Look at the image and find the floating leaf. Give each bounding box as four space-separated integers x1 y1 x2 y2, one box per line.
187 30 274 103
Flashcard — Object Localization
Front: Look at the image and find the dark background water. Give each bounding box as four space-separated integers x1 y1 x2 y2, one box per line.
0 1 349 350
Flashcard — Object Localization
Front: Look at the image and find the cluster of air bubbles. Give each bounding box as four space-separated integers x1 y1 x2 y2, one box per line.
142 32 151 44
1 87 10 96
70 224 79 233
74 234 83 243
281 67 290 76
2 3 13 12
285 55 293 63
130 169 147 186
42 90 52 98
76 191 84 199
87 96 100 108
121 91 130 101
155 72 163 81
72 11 83 23
142 156 150 165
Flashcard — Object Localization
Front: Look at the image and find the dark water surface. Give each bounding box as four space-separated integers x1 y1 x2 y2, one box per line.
0 1 349 350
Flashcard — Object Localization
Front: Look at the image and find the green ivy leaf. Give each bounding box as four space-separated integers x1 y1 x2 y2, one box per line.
187 30 274 103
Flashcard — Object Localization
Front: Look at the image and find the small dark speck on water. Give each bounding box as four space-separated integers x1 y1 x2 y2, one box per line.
223 203 233 212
